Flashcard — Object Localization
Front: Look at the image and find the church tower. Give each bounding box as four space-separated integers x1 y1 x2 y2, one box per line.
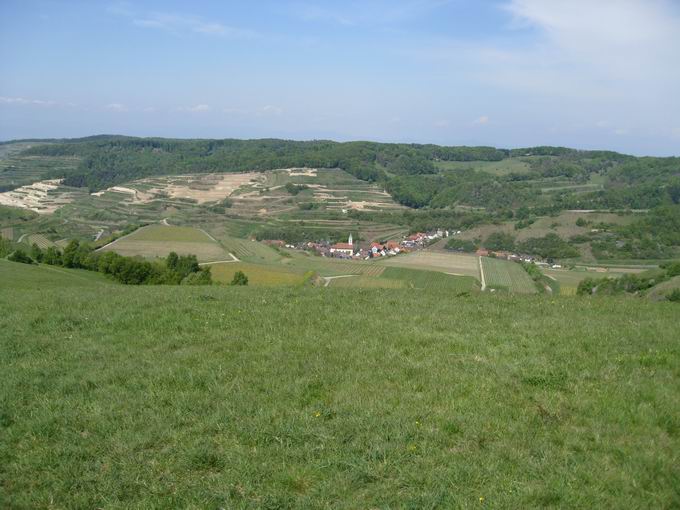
348 233 353 246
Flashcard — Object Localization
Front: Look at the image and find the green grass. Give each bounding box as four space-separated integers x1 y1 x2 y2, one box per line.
209 261 310 286
0 259 112 288
381 266 479 291
482 257 537 293
1 266 679 508
129 225 213 242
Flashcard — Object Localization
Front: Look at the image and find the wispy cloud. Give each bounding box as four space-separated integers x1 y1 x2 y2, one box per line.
105 103 128 112
472 115 490 125
108 5 258 39
0 96 57 106
179 104 211 113
291 0 452 27
259 105 284 116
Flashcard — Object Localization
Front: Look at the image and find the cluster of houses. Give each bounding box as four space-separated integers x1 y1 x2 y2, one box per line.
264 229 451 261
474 248 562 269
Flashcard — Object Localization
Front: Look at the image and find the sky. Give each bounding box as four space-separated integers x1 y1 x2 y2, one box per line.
1 0 679 155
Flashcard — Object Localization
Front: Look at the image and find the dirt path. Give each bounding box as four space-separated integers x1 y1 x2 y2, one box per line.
198 228 218 243
161 218 170 226
17 233 28 243
199 253 240 265
322 274 360 287
478 257 486 291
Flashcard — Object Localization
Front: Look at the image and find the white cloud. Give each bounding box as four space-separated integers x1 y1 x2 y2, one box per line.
105 103 128 112
0 96 57 106
128 12 258 39
179 104 210 113
472 115 489 125
259 105 284 116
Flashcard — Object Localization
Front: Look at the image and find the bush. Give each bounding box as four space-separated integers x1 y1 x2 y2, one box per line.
181 269 213 286
484 232 515 251
445 238 478 252
231 271 248 286
8 249 33 264
667 289 680 302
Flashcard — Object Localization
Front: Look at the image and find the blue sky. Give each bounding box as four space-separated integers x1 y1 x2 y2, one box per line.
1 0 679 155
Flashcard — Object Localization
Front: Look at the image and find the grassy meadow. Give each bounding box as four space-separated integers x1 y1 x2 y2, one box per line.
2 260 680 508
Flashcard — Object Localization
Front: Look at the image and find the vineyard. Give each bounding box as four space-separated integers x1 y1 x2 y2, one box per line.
481 257 537 294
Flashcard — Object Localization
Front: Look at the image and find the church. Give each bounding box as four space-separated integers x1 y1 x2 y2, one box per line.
329 234 354 256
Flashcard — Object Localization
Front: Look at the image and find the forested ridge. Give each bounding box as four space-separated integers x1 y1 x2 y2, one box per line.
9 135 680 214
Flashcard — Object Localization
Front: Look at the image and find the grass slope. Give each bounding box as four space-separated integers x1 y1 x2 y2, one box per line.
1 271 679 508
0 259 112 288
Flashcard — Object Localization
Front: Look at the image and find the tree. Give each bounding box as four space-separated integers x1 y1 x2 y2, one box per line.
30 243 44 263
484 232 516 251
231 270 248 286
166 251 179 270
8 249 33 264
43 246 62 265
62 239 80 268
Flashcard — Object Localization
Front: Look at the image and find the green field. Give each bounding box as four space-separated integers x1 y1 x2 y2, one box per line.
2 260 679 508
99 225 228 262
481 257 538 293
380 266 479 291
209 261 311 286
378 250 481 279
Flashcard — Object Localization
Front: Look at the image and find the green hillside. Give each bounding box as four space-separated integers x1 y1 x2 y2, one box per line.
0 258 112 288
1 261 678 508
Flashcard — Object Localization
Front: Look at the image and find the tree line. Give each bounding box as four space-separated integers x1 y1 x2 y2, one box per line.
4 238 212 285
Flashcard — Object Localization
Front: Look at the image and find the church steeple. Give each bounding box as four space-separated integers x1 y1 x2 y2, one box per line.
348 233 353 246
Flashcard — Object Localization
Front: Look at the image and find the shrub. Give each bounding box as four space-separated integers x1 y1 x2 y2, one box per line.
181 269 213 286
231 271 248 286
667 289 680 302
8 249 33 264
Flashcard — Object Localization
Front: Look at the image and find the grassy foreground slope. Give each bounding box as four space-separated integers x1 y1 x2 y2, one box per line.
1 265 679 508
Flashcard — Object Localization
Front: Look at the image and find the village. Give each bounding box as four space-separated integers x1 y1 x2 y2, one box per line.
263 229 563 269
263 229 454 261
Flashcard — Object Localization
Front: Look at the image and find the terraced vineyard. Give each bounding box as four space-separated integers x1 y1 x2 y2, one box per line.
26 233 54 249
0 151 81 190
481 257 537 294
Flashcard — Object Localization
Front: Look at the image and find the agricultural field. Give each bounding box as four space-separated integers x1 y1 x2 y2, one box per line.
456 210 638 245
481 257 537 294
380 266 479 291
435 158 532 175
543 267 630 295
99 225 228 262
0 143 81 189
328 275 406 288
3 268 679 508
217 235 282 263
209 261 311 286
377 250 481 279
26 233 54 249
